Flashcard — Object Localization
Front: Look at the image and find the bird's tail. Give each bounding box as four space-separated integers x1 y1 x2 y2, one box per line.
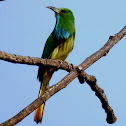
34 69 53 123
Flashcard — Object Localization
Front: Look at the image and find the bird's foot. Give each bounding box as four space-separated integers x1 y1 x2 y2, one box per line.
55 59 73 70
64 61 73 70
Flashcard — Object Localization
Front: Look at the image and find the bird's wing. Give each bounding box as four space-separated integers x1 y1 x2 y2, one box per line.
42 33 57 59
37 33 57 82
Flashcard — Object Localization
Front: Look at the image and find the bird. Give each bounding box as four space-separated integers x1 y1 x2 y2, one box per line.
34 6 75 124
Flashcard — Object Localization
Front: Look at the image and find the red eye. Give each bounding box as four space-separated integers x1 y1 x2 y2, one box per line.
62 10 69 14
65 11 69 13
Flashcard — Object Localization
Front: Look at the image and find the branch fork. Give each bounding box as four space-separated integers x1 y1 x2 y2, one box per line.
0 26 126 126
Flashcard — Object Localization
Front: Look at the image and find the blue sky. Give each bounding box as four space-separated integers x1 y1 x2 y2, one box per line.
0 0 126 126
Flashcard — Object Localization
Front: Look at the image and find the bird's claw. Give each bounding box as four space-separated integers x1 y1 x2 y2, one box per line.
56 59 73 70
64 61 73 70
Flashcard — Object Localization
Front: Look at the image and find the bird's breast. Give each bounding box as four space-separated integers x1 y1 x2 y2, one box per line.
49 35 74 61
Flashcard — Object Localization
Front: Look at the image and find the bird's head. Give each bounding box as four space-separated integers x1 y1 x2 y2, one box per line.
47 6 75 23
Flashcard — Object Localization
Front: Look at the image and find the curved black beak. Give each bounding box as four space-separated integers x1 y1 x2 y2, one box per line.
46 6 60 13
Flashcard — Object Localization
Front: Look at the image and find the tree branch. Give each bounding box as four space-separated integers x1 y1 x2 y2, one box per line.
81 72 117 123
0 26 126 126
78 25 126 71
0 51 73 72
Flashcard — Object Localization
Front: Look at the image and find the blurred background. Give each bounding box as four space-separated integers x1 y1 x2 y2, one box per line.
0 0 126 126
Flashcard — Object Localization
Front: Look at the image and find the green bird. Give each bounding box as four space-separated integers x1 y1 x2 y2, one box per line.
34 6 75 123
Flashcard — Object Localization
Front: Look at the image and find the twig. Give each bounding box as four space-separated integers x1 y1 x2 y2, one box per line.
78 25 126 71
81 72 117 124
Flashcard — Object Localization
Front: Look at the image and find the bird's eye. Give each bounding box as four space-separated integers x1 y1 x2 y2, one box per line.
62 10 69 14
65 11 69 13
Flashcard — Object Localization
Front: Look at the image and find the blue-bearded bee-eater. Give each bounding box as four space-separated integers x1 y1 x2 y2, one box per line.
34 6 75 123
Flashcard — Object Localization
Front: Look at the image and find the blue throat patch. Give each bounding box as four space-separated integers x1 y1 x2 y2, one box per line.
54 15 70 40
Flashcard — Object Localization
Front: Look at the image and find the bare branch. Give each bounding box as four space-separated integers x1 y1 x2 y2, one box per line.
0 51 73 72
81 72 117 124
0 26 126 126
0 70 78 126
78 25 126 71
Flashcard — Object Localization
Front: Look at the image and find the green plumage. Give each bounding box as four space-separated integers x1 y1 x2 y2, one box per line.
34 6 75 123
37 7 75 82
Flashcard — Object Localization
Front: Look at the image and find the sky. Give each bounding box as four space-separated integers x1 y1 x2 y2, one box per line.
0 0 126 126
